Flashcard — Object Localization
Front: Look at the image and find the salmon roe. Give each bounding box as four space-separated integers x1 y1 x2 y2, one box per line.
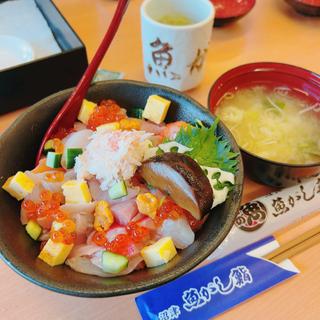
184 210 205 232
51 127 74 140
52 192 64 204
90 198 189 256
105 234 134 256
22 199 37 212
23 201 37 217
63 232 77 245
63 219 76 233
126 222 150 243
153 197 204 230
154 197 183 226
51 230 64 243
50 229 76 245
50 214 77 245
55 210 69 222
92 231 107 246
92 230 135 257
22 190 65 227
27 211 38 221
37 201 52 218
87 99 126 130
40 189 52 202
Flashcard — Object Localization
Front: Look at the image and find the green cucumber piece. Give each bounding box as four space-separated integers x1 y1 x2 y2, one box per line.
66 148 83 169
44 139 55 155
46 152 62 168
26 220 42 240
108 180 128 199
102 251 128 274
129 108 144 119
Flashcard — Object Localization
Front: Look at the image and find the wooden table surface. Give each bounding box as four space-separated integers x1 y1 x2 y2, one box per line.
1 0 320 319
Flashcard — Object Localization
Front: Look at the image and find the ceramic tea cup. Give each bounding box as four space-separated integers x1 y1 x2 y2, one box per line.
141 0 215 91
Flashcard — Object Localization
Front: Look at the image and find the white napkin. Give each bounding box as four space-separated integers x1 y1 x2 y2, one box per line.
0 0 61 60
208 174 320 261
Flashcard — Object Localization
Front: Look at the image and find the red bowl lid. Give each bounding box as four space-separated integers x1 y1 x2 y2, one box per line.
211 0 256 18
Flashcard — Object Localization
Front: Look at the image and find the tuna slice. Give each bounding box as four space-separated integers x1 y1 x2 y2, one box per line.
66 254 144 277
160 218 195 249
60 203 95 243
37 216 54 230
61 129 93 168
73 212 94 244
69 244 102 259
140 120 164 135
64 169 77 181
139 153 213 220
26 171 63 193
66 256 111 277
88 178 140 204
62 129 93 149
111 199 138 226
132 215 156 230
60 203 96 216
105 226 127 242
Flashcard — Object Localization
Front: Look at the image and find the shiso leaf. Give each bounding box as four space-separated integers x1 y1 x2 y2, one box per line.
174 118 239 174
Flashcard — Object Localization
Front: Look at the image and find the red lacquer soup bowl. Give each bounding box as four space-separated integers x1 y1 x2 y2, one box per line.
208 62 320 187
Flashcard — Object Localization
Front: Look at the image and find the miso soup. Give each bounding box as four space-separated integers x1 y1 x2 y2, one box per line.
216 86 320 164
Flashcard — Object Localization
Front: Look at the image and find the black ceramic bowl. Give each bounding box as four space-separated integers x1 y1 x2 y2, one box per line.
209 62 320 188
285 0 320 16
0 80 243 297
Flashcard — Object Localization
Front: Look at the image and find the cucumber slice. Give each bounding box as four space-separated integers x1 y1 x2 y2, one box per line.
44 139 55 155
108 180 128 199
102 251 128 274
26 220 42 240
46 152 62 168
66 148 83 169
129 108 144 119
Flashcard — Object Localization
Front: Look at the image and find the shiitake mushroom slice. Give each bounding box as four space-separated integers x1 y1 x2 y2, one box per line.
139 153 213 220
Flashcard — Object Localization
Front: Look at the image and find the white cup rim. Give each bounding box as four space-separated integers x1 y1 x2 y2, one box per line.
141 0 215 30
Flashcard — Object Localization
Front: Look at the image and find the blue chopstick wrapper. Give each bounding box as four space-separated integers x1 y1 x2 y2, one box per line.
135 236 299 320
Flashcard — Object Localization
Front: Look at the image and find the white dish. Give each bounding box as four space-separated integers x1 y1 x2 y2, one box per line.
0 35 34 71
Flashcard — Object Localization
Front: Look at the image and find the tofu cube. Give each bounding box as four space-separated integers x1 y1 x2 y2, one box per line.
2 171 35 200
141 237 177 268
77 99 97 125
38 239 73 267
62 180 92 204
142 95 171 124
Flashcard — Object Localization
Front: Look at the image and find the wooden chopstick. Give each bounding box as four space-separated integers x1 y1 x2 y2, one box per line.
263 225 320 264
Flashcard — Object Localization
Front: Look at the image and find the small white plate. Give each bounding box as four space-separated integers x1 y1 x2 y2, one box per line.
0 35 34 71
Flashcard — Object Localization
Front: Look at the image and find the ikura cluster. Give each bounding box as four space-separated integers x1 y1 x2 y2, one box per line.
22 190 64 224
87 99 126 130
2 94 236 277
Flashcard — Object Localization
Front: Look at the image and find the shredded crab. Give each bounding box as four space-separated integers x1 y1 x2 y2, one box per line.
74 130 153 190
